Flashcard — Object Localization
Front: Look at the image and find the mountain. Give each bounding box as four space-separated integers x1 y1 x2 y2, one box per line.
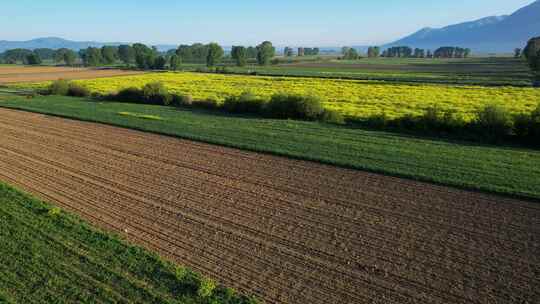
386 0 540 53
0 37 176 53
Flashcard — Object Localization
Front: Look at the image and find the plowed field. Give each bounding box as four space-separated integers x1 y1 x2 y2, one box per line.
0 66 143 84
0 108 538 304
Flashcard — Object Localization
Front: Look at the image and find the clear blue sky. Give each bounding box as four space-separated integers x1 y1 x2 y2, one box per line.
1 0 535 46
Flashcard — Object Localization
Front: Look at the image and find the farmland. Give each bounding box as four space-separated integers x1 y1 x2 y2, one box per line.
214 57 535 86
9 71 540 121
0 108 538 304
0 66 143 84
0 182 256 303
1 95 539 200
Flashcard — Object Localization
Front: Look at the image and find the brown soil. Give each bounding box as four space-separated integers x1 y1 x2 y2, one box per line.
0 66 144 84
0 108 538 304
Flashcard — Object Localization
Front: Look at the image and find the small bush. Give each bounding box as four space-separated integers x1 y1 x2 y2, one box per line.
192 99 219 110
197 277 216 298
320 109 345 124
265 93 324 120
67 83 90 97
142 82 171 105
474 104 513 141
47 207 61 217
115 87 144 103
171 94 194 107
364 112 390 128
223 92 266 114
48 79 71 96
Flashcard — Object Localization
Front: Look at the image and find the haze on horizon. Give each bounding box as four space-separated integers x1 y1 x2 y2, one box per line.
1 0 535 46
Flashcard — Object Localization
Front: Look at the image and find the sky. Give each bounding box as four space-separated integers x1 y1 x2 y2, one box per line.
0 0 535 46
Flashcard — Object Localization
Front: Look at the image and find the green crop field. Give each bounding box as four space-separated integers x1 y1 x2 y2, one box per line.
0 182 256 304
180 57 534 86
1 94 539 200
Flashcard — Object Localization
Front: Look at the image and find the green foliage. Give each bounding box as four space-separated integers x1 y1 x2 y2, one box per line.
266 93 324 120
115 87 144 103
342 47 359 60
171 94 193 107
118 45 136 66
153 56 167 70
133 43 157 69
206 43 224 67
474 104 513 141
142 82 171 105
63 50 77 66
25 52 42 65
320 109 345 124
101 46 119 65
1 95 539 199
169 54 182 70
47 206 61 217
231 46 247 67
197 278 217 298
82 47 103 67
223 91 265 114
67 83 91 97
256 41 275 66
47 79 71 95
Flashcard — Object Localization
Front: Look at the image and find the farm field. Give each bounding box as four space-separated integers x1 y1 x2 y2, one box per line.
0 66 144 84
0 182 255 303
0 108 538 304
9 71 540 121
0 95 539 200
184 57 534 86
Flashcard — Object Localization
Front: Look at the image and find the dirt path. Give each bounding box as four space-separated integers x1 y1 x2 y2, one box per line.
0 66 143 84
0 108 538 304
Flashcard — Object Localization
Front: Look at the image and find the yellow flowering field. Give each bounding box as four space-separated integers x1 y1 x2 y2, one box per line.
12 72 540 120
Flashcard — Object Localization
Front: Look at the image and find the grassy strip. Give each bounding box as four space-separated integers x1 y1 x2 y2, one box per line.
0 181 257 304
1 95 539 200
118 111 164 120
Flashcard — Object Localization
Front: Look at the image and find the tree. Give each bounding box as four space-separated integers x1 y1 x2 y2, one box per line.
342 48 359 60
169 54 182 70
284 47 294 57
524 37 540 85
33 48 55 60
118 45 135 66
246 46 258 59
206 43 224 67
256 41 275 65
367 46 380 58
3 48 32 64
297 47 305 57
413 48 425 58
54 48 69 63
63 50 77 66
82 47 102 66
231 46 247 66
25 52 42 65
514 48 522 58
153 56 167 69
101 46 118 65
385 46 413 58
133 43 156 69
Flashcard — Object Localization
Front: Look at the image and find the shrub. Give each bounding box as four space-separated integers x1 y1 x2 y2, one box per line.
48 79 71 96
223 91 266 114
192 99 219 110
474 104 513 141
115 87 144 103
265 93 324 120
197 277 216 298
142 82 171 105
320 109 345 124
514 104 540 145
67 83 90 97
171 94 193 107
364 112 389 128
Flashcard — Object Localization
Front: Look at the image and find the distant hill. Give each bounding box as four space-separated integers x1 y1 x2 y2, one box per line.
0 37 177 53
386 0 540 53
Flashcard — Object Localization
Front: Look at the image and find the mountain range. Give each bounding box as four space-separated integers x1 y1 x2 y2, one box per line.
386 0 540 52
1 1 539 54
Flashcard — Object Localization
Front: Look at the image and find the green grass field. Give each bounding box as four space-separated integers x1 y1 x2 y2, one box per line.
1 94 539 200
183 57 533 86
0 181 256 303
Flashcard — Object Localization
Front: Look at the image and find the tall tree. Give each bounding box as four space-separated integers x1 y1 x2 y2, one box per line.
524 37 540 85
342 48 359 60
54 48 70 64
514 48 522 58
25 52 42 65
118 45 135 66
132 43 156 69
231 46 247 66
206 43 224 67
82 47 102 67
246 46 258 59
63 50 77 66
297 47 305 57
256 41 275 65
101 46 118 65
169 54 182 70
